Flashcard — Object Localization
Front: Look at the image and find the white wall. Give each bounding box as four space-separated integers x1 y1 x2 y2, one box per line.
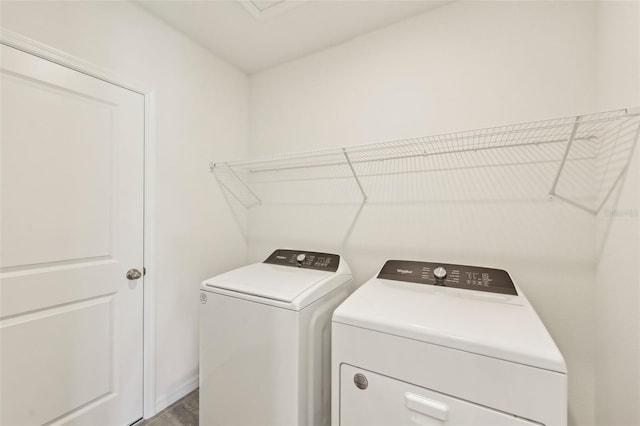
594 1 640 425
0 0 249 414
249 2 598 425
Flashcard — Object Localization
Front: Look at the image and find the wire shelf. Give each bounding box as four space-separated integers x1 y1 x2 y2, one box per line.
212 108 640 213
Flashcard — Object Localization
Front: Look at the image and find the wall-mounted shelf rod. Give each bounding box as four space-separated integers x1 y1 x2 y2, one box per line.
222 135 598 175
211 107 640 214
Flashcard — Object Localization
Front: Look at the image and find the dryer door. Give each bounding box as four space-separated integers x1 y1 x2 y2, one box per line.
339 365 541 426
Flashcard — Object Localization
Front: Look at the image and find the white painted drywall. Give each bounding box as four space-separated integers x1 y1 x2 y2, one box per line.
594 1 640 425
0 1 249 414
248 2 598 424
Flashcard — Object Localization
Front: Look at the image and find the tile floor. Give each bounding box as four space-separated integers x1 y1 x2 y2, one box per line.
138 389 199 426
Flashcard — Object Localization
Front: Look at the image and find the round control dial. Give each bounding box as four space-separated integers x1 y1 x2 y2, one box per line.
433 267 447 281
296 254 306 264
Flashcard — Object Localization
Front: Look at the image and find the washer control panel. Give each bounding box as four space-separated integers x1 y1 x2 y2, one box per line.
377 260 517 295
264 249 339 272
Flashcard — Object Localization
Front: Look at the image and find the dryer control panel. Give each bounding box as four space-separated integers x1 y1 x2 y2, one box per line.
377 260 517 295
264 249 340 272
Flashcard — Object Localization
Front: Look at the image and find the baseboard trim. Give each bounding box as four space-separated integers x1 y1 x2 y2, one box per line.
153 373 199 417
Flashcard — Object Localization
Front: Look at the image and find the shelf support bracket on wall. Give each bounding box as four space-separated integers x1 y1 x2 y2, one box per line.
549 116 581 198
342 148 368 202
594 120 640 214
212 162 262 208
228 163 262 206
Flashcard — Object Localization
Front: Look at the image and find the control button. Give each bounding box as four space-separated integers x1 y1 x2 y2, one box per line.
296 254 306 265
354 373 368 390
433 267 447 282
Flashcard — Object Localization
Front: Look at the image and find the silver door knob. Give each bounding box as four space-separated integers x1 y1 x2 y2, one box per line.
126 269 142 280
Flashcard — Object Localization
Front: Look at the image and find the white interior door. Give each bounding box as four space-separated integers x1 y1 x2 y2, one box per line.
1 44 145 426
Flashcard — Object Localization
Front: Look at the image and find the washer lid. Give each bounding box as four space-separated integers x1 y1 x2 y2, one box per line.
203 263 333 303
333 262 566 373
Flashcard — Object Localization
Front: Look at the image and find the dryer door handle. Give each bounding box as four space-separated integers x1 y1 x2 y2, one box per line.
405 392 449 422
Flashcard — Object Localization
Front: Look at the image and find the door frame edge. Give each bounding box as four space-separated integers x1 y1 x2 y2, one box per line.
0 28 159 420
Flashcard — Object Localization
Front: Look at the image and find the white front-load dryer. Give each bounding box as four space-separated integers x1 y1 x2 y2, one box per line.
332 260 567 426
200 249 353 426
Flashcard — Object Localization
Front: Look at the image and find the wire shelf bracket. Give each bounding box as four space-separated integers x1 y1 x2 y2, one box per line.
593 120 640 213
549 116 580 197
342 148 368 202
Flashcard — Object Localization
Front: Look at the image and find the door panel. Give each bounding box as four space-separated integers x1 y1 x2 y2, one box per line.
0 45 145 426
2 296 113 425
1 70 113 268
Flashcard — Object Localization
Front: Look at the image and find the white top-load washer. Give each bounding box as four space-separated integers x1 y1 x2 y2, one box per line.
200 249 353 426
332 260 567 426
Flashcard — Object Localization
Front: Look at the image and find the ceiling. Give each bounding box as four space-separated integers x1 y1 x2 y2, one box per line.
134 0 449 74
